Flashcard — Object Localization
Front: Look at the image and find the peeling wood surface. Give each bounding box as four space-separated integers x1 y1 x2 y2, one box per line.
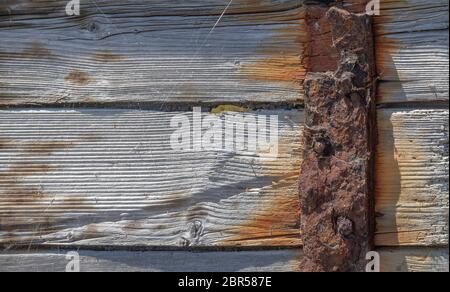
375 0 449 103
0 0 307 106
376 109 449 247
0 109 302 247
0 248 447 272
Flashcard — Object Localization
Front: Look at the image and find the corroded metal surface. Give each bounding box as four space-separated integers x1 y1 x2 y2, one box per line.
299 5 376 272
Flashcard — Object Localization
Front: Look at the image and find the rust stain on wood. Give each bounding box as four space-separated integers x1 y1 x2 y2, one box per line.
371 0 410 81
225 133 302 246
238 10 306 95
2 164 58 176
241 55 306 84
20 42 55 59
238 0 372 88
78 224 100 241
65 70 92 86
225 180 301 246
0 140 70 214
21 141 73 155
122 221 144 232
92 50 127 63
0 42 55 60
0 139 8 149
0 136 98 243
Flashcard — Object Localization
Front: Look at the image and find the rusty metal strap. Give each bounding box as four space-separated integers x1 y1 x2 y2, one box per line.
299 5 377 272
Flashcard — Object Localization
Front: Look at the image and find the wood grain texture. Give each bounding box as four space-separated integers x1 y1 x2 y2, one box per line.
375 0 449 103
0 109 303 248
379 248 449 272
0 0 306 106
376 109 449 247
2 0 447 106
0 248 447 272
0 249 304 272
1 108 448 248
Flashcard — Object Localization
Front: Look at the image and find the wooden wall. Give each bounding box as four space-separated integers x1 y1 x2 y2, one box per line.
0 0 448 272
373 0 449 272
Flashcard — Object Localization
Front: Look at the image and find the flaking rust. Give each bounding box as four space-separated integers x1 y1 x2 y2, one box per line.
299 5 376 272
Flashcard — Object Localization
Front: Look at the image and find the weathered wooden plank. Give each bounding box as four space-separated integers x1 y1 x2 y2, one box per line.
0 109 303 247
1 108 448 248
0 248 447 272
375 109 449 246
2 0 446 105
0 249 304 272
0 0 303 16
379 248 449 272
375 0 449 103
0 0 306 106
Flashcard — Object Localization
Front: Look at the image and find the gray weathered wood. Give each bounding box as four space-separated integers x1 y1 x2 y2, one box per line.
1 0 447 106
376 109 449 246
0 248 447 272
1 108 448 248
0 0 305 106
379 247 449 272
375 0 449 103
0 249 304 272
0 109 303 247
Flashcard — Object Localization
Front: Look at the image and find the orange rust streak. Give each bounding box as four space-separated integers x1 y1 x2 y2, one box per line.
92 50 127 63
236 6 307 91
65 70 92 86
0 41 55 60
0 138 91 241
374 10 403 80
20 141 72 155
372 0 407 103
223 124 303 246
241 56 306 83
225 179 301 247
0 139 8 149
374 36 401 81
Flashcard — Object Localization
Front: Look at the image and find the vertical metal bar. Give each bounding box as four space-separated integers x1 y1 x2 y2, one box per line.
299 4 377 272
